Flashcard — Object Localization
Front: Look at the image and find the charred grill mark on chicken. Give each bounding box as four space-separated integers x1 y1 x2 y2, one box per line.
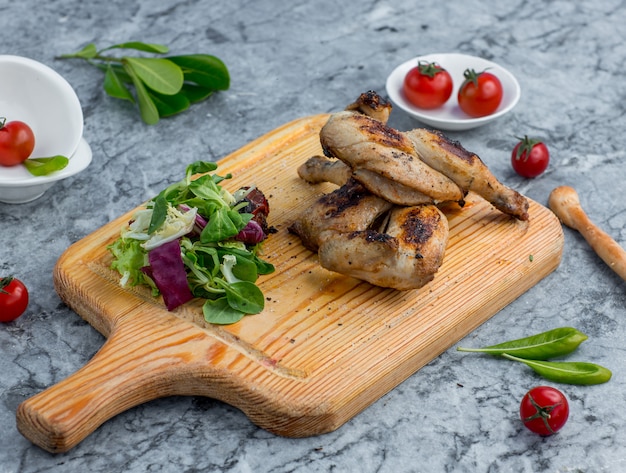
318 178 372 218
428 130 479 166
400 206 443 247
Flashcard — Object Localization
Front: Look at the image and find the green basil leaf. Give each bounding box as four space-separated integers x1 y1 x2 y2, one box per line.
124 57 183 95
101 42 169 54
58 43 97 59
228 209 252 232
203 297 245 325
221 280 265 314
148 193 168 234
180 83 214 104
502 354 612 385
123 61 160 125
215 250 258 282
186 161 218 177
104 65 135 102
102 64 132 82
189 174 225 201
457 327 588 360
201 207 239 243
148 90 190 117
167 54 230 90
23 156 69 176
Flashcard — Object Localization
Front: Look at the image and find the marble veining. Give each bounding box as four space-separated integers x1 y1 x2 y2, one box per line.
2 0 626 471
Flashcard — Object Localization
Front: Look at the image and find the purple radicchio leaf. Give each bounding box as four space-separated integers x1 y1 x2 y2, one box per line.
142 239 193 311
235 219 266 244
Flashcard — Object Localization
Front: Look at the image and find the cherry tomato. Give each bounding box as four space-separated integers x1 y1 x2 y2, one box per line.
511 135 550 178
0 276 29 322
520 386 569 436
457 69 503 117
403 61 453 109
0 118 36 167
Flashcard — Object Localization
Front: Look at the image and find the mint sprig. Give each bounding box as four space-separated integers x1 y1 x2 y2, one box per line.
58 41 230 125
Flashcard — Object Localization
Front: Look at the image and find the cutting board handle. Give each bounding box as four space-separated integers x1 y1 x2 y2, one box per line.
16 316 220 453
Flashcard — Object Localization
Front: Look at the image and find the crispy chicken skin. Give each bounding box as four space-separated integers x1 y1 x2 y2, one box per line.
297 155 352 186
320 111 466 203
289 178 393 252
289 179 448 290
317 204 448 290
344 90 393 123
406 128 529 221
352 169 434 206
298 155 434 206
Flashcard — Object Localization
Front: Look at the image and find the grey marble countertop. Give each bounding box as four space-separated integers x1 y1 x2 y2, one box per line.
2 0 626 471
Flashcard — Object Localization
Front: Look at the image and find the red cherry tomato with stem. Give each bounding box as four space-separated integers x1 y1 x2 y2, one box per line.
0 118 36 167
0 276 29 322
457 68 503 117
520 386 569 436
511 135 550 178
403 61 453 110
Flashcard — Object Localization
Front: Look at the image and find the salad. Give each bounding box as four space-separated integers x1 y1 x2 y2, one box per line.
108 161 275 325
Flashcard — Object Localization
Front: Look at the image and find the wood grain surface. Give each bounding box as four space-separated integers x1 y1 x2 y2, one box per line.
16 114 564 453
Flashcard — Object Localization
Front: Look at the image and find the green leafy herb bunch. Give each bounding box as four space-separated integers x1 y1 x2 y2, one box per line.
59 41 230 124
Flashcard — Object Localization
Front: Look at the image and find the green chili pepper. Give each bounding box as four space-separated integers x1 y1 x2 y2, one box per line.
457 327 588 360
502 354 612 385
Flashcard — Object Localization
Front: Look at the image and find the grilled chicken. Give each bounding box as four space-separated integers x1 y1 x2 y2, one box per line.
298 155 434 206
290 91 529 291
320 111 466 203
318 204 448 290
320 91 528 221
344 90 393 123
289 179 448 290
406 128 529 221
289 178 393 252
297 155 351 186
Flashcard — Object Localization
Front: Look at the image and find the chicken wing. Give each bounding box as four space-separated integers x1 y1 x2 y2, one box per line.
297 155 351 186
320 111 466 203
297 155 434 206
406 128 529 221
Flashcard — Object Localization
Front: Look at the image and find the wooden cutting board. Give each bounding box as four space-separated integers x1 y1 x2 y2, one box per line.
16 114 564 453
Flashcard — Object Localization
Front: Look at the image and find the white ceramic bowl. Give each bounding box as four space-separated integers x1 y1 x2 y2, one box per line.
0 138 92 204
386 53 521 131
0 55 87 203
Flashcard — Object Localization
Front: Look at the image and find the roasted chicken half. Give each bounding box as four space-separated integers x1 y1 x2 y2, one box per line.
290 91 529 291
289 179 449 290
318 91 529 221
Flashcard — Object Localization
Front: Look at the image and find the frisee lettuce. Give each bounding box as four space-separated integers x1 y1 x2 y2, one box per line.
108 161 274 324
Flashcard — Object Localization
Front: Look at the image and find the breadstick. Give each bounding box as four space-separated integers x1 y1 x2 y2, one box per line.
548 185 626 281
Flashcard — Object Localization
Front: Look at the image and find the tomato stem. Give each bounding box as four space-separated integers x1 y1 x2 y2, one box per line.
523 392 562 434
514 135 543 161
462 68 481 87
0 276 15 294
417 61 446 78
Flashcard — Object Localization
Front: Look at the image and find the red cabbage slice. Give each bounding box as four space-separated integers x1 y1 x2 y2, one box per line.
143 239 193 311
